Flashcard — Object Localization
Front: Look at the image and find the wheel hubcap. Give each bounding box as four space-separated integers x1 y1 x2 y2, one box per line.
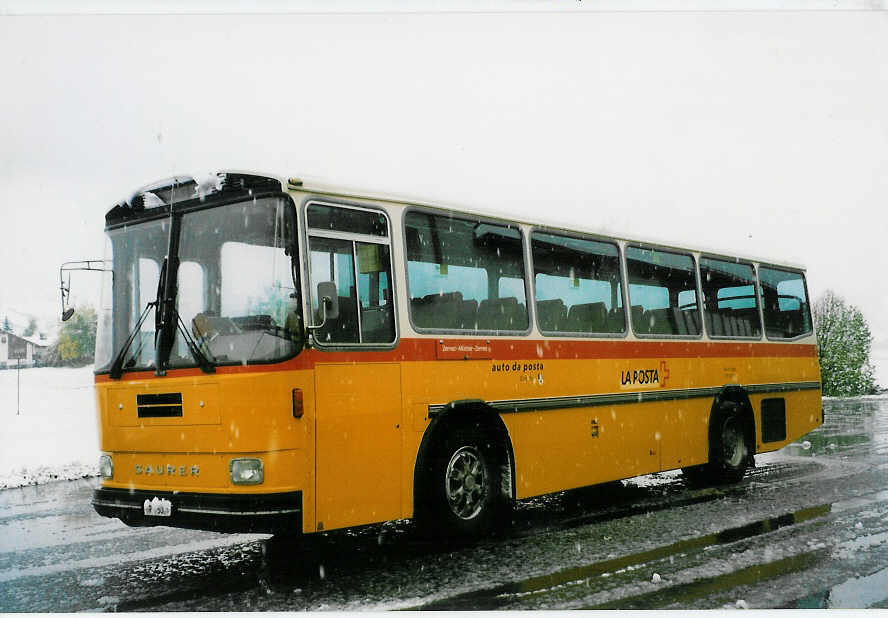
445 446 487 520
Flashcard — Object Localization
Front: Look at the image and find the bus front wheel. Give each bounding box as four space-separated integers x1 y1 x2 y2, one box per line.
424 427 507 537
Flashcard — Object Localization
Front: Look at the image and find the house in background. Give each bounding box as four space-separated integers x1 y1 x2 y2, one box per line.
0 330 48 368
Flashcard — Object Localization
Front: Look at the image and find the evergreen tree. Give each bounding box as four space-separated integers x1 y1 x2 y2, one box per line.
813 290 878 396
23 317 38 337
2 315 9 332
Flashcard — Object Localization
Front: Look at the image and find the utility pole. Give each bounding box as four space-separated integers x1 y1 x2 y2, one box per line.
17 357 21 415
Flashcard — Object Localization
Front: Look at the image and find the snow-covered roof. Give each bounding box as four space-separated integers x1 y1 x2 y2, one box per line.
1 330 49 348
21 334 49 348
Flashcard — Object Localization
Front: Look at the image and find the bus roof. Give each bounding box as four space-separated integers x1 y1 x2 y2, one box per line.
105 170 805 272
285 173 808 273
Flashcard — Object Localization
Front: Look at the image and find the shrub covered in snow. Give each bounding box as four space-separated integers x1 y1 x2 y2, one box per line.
813 290 878 397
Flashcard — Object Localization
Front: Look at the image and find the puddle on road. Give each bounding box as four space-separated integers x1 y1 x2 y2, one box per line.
831 490 888 514
782 434 870 458
784 397 888 458
792 566 888 609
593 549 827 610
514 485 729 540
416 504 831 610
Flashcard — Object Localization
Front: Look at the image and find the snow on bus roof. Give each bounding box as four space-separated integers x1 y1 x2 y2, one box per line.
285 173 807 272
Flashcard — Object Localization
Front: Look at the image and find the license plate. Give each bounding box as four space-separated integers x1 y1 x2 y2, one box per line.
143 497 173 517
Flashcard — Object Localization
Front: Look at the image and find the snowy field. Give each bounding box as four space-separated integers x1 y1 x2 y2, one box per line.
0 365 99 489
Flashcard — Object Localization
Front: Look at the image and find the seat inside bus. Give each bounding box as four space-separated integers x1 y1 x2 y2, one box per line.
410 292 528 331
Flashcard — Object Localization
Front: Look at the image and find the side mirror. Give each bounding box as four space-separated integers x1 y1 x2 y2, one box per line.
307 281 339 332
59 259 108 322
317 281 339 321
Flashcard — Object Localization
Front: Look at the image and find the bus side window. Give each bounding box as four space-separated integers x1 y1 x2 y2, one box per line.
357 243 395 343
530 231 625 335
626 246 701 337
759 267 812 339
309 237 360 344
306 203 395 346
405 212 528 333
700 257 762 339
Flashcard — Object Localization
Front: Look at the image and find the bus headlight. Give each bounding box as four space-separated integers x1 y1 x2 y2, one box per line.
99 454 113 479
230 458 264 485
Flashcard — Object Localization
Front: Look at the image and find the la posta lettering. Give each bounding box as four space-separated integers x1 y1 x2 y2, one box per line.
621 367 661 387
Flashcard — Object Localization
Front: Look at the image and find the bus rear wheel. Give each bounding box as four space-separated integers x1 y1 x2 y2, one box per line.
683 405 750 486
712 413 749 483
423 427 507 538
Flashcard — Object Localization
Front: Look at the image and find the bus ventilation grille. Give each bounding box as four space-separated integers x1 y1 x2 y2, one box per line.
137 393 184 418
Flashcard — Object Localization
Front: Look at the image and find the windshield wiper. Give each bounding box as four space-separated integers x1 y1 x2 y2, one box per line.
152 253 214 375
109 258 214 378
109 302 156 379
108 301 215 379
175 311 216 374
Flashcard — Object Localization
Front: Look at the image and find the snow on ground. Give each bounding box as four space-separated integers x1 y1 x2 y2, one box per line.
623 468 684 488
822 392 888 401
0 365 99 489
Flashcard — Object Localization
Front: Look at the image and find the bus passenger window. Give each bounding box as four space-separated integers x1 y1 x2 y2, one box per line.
306 203 395 346
700 257 761 338
626 246 701 337
356 243 395 343
531 232 625 335
405 212 528 333
759 267 813 339
309 237 360 343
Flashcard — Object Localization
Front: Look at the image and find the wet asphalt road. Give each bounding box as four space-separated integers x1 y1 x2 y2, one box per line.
2 396 888 611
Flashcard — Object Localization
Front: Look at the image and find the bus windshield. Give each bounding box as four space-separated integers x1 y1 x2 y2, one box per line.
95 196 303 374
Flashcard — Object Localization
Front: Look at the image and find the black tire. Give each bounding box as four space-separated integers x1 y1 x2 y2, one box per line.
420 426 508 538
683 404 751 486
710 412 750 484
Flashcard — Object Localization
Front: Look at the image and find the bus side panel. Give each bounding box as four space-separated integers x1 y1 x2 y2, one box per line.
314 363 402 533
404 355 694 500
750 389 822 455
710 354 822 456
398 345 820 508
502 355 699 497
503 405 662 499
645 398 711 473
402 401 429 519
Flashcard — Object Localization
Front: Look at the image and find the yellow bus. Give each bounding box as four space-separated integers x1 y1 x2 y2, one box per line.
87 172 821 537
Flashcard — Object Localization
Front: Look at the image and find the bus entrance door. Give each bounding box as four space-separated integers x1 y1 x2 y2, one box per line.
314 362 403 532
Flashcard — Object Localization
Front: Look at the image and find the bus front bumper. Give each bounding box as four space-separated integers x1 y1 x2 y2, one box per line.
92 487 303 534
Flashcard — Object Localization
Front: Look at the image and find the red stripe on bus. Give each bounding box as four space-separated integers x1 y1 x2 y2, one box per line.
94 338 816 383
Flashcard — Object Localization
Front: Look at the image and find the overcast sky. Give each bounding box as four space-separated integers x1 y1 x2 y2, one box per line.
1 2 886 383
